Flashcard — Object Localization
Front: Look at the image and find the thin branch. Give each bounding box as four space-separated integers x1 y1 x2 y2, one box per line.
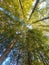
18 0 26 20
28 0 39 21
0 39 16 64
33 16 49 23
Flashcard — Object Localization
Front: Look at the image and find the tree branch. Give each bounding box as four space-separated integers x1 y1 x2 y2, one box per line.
28 0 39 21
0 7 33 28
39 25 49 27
0 7 24 24
0 39 16 64
33 16 49 23
18 0 26 20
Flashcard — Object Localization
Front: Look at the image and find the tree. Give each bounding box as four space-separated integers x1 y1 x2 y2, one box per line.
0 0 49 65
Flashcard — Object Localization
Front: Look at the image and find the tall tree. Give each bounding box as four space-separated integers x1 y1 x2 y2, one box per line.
0 0 49 65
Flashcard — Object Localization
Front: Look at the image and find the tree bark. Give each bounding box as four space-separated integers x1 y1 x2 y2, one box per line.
0 39 16 64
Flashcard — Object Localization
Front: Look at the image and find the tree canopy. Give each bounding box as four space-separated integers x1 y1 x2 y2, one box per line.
0 0 49 65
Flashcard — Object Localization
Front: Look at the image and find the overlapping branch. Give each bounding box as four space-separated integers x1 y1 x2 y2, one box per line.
28 0 39 21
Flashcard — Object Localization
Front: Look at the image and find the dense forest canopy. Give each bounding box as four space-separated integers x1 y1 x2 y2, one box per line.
0 0 49 65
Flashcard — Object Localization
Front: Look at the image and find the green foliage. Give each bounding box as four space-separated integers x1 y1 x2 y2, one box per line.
0 0 49 65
